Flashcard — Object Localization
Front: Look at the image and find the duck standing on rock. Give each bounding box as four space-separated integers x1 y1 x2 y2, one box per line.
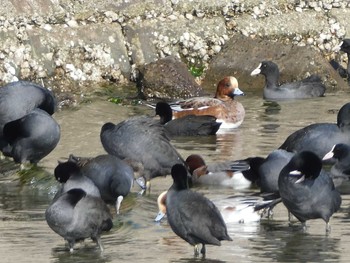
169 76 245 129
251 60 326 100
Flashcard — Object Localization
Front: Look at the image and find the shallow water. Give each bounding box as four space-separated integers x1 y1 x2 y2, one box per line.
1 89 350 263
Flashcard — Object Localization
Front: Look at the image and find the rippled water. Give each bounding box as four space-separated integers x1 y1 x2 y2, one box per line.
1 89 350 263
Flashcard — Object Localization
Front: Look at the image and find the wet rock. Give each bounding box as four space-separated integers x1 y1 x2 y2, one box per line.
203 35 348 94
137 56 204 99
124 16 226 67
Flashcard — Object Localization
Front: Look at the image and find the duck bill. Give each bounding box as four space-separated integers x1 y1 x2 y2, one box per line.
251 63 262 76
155 211 166 222
322 151 334 161
295 175 305 184
289 170 305 183
228 87 245 98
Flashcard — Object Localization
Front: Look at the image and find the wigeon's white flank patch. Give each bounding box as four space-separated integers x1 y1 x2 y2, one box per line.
216 119 243 130
197 106 210 110
170 105 193 111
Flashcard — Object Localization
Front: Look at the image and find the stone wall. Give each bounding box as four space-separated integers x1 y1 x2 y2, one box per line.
0 0 349 97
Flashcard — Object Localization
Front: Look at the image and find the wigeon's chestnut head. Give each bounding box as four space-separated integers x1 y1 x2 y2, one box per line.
171 76 245 129
214 76 244 100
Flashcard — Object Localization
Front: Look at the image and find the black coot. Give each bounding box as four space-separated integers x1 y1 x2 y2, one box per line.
166 164 232 257
251 61 325 100
278 151 341 232
45 188 113 252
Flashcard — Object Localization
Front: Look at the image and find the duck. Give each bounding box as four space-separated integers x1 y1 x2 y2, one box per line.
154 101 221 136
279 102 350 160
155 190 274 224
185 154 253 189
45 188 113 252
278 151 341 232
322 143 350 187
169 76 245 129
250 61 326 100
0 81 57 151
1 108 60 167
53 161 101 199
100 116 187 192
165 164 232 257
68 154 134 214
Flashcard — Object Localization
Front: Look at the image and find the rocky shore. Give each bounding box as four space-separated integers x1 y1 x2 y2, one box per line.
0 0 349 103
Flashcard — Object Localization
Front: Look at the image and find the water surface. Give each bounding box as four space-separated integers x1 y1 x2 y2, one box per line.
1 90 350 262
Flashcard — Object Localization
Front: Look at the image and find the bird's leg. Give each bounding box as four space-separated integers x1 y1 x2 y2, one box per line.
146 180 151 194
95 237 104 252
301 222 307 232
116 195 123 214
194 245 200 257
200 244 206 257
68 240 75 253
326 222 331 234
288 211 294 226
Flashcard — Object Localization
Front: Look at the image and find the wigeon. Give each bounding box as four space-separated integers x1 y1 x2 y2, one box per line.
155 101 221 137
170 76 245 129
251 61 325 100
185 154 254 189
278 151 341 232
164 164 232 257
155 190 274 224
279 102 350 160
100 116 188 193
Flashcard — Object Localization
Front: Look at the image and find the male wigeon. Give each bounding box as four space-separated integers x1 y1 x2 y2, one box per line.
155 190 274 224
185 154 255 189
251 61 325 100
170 76 245 129
155 101 221 137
